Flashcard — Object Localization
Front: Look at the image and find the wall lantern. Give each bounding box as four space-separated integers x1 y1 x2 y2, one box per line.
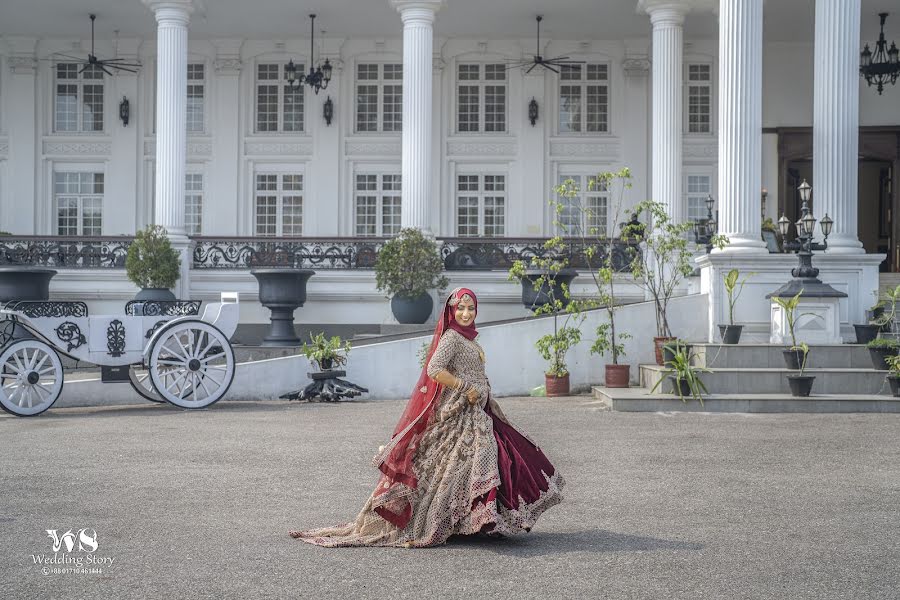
528 97 539 126
323 96 334 126
119 96 130 127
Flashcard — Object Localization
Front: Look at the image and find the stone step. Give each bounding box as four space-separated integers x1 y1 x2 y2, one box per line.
690 343 874 369
591 386 900 413
639 363 893 396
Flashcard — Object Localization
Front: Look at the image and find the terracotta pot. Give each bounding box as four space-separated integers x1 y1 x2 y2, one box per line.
653 337 676 366
545 372 570 397
604 364 630 388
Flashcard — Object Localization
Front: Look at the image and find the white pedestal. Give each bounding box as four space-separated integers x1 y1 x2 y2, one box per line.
770 296 842 345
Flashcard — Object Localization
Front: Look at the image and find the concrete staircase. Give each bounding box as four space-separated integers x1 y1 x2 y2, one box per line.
593 343 900 413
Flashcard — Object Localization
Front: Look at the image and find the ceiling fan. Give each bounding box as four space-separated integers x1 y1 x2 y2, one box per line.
46 14 142 75
506 15 586 74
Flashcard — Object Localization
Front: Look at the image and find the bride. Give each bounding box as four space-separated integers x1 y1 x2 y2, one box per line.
289 286 565 548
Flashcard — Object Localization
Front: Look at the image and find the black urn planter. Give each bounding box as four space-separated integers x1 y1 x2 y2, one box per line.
888 375 900 397
251 268 315 346
783 348 807 370
787 374 815 397
868 347 898 371
0 266 57 303
853 324 880 345
520 268 578 312
718 324 743 344
134 287 176 301
669 376 692 398
391 292 433 324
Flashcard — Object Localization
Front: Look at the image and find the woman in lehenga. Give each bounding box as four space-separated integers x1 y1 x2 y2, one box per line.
289 287 565 548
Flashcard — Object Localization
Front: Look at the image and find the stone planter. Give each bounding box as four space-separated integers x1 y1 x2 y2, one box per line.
520 268 577 313
653 336 676 366
251 268 315 347
888 375 900 397
545 372 570 397
604 364 630 388
0 266 57 303
868 346 898 371
783 348 807 370
718 324 743 344
787 374 815 397
390 292 433 324
853 324 880 345
135 287 176 301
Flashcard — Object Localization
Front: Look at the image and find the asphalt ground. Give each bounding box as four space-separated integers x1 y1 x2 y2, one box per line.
1 396 898 600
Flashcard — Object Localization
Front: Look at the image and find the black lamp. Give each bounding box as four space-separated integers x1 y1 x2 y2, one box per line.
286 14 333 94
528 97 538 126
323 96 334 126
119 96 130 126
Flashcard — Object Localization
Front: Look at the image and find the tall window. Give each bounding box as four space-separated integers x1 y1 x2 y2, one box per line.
556 174 608 236
255 63 304 133
255 173 303 236
356 63 402 133
686 64 712 134
559 64 609 134
185 173 203 235
54 63 104 132
186 63 205 133
686 174 712 222
354 174 401 236
456 64 506 133
456 174 506 237
54 172 103 235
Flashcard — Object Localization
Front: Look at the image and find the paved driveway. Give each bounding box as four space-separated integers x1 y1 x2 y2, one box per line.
1 396 898 599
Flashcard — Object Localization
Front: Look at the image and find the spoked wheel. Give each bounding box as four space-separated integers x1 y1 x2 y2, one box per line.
148 321 235 409
128 365 167 403
0 340 64 417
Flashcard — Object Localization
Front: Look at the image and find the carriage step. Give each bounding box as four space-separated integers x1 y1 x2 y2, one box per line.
100 365 131 382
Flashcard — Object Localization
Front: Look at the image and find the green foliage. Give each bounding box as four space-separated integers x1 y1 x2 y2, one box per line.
301 332 352 370
871 285 900 328
866 337 900 349
125 225 181 289
884 352 900 376
761 217 777 233
536 325 582 377
417 339 432 368
772 291 820 350
622 199 728 338
374 228 449 299
790 342 810 376
649 342 710 404
723 268 755 325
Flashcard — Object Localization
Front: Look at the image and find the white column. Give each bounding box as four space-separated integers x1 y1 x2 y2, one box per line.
209 39 243 236
716 0 767 253
813 0 863 253
142 0 193 237
392 0 442 234
3 38 38 234
641 1 688 224
621 44 652 218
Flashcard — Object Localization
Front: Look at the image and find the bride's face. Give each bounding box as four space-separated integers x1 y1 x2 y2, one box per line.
454 296 476 327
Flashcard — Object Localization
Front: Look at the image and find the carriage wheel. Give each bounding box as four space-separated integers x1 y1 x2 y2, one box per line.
0 340 64 417
128 365 167 403
148 320 234 409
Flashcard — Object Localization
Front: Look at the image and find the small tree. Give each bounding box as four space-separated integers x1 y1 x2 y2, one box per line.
374 228 449 299
125 225 181 289
622 200 726 338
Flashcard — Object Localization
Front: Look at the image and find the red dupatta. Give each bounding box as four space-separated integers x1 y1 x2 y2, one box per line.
369 287 478 529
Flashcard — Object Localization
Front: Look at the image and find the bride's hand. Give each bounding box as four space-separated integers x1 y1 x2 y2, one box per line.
465 387 480 405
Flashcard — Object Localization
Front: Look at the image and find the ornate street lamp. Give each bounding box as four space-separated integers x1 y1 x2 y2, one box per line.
692 194 718 254
286 14 333 94
860 13 900 95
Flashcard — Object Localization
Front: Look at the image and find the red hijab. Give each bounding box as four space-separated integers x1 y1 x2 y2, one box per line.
369 287 478 529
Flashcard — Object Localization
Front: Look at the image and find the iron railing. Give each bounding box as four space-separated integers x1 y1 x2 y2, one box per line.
0 236 132 268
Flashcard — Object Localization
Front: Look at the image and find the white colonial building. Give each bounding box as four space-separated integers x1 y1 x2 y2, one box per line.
0 0 898 340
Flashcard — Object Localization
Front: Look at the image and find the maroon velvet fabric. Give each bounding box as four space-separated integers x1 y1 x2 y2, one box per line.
471 403 557 525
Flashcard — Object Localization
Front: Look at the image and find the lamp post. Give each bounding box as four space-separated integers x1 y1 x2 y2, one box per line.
692 194 718 254
776 179 834 279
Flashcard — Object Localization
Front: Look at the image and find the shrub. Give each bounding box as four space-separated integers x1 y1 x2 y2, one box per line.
374 228 449 299
125 225 180 289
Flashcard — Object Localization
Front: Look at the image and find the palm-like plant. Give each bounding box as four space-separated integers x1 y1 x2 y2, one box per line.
649 342 711 404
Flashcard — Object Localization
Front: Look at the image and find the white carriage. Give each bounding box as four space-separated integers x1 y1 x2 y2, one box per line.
0 292 240 416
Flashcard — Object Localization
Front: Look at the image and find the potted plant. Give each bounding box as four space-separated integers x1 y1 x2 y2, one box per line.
554 168 633 387
718 268 754 344
624 199 726 365
536 325 582 396
125 224 180 301
872 285 900 335
884 353 900 397
771 291 819 369
301 331 352 371
866 337 900 370
649 343 711 404
375 228 450 324
786 342 814 397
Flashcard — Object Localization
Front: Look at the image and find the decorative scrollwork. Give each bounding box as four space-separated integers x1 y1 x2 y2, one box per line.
439 239 640 272
125 300 201 317
0 237 131 268
145 320 167 339
192 238 385 270
0 317 15 348
55 321 86 352
106 320 126 357
1 301 89 318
